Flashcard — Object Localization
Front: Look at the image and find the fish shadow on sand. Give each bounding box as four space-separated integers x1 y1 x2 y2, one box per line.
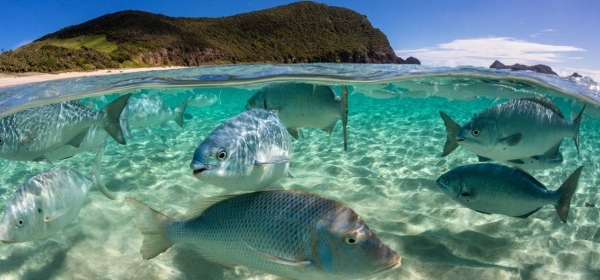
171 247 227 280
0 233 85 279
396 228 519 274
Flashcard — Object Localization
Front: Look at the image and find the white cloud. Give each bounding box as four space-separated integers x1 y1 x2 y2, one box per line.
12 40 33 50
530 28 555 38
395 37 600 81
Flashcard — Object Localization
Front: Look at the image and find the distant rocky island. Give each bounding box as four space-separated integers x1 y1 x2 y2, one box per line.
0 1 419 74
489 60 557 75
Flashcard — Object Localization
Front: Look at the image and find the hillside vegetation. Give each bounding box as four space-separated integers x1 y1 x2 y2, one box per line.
0 1 414 73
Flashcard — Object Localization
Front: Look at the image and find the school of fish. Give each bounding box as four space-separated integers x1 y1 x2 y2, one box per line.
0 78 593 279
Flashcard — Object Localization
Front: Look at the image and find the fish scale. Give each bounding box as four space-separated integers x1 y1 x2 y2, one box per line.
127 191 401 279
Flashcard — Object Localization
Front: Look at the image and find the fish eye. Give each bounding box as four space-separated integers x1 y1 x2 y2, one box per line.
442 178 449 185
471 129 480 136
345 236 359 246
217 150 227 161
17 219 24 227
248 101 254 107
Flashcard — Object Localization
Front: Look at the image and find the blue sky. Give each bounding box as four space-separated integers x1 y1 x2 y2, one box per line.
1 0 598 79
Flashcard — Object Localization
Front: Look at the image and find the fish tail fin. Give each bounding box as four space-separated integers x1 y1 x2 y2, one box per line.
125 197 174 260
439 111 460 157
100 93 131 145
341 84 349 151
554 166 583 223
173 100 189 128
572 104 585 155
91 140 115 200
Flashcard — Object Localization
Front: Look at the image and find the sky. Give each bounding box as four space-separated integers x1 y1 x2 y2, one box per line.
1 0 599 80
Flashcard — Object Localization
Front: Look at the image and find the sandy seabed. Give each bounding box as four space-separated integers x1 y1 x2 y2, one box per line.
0 86 599 280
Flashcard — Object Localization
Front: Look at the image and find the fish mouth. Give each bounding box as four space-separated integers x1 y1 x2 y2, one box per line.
0 239 16 244
192 167 208 176
456 137 465 142
371 255 402 277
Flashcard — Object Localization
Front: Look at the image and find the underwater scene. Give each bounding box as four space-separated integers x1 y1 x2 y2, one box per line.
0 64 599 280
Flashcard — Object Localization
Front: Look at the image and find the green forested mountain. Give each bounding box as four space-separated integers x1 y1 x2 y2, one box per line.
0 1 416 73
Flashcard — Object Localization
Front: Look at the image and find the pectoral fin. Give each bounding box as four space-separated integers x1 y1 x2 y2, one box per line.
514 207 542 219
67 130 89 148
255 156 290 165
44 207 71 222
477 155 492 162
287 127 301 139
244 242 311 267
498 133 522 146
49 235 67 245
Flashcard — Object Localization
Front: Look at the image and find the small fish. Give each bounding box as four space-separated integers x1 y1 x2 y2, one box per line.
436 163 583 223
125 96 188 130
187 92 218 108
43 126 108 161
478 151 564 171
246 82 349 151
126 190 401 279
190 109 291 191
440 97 585 162
0 94 130 162
0 144 112 244
356 89 399 99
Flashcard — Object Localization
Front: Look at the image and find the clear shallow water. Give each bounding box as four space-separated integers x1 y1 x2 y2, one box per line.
0 64 599 280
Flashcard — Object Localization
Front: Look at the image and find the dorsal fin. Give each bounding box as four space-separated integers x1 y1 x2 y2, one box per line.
519 97 564 119
511 166 547 190
181 193 246 220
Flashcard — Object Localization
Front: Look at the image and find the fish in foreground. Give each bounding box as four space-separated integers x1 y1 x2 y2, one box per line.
190 109 291 191
0 143 112 244
125 96 188 130
0 94 131 162
440 97 585 162
126 191 401 279
436 163 583 223
246 82 349 151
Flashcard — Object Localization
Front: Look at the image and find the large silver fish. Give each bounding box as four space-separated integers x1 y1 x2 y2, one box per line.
245 82 349 151
190 109 291 191
440 97 585 162
126 191 401 279
126 96 188 129
0 94 130 161
436 163 583 223
0 144 112 244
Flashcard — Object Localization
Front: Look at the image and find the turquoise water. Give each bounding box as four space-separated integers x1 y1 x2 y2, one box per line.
0 64 599 279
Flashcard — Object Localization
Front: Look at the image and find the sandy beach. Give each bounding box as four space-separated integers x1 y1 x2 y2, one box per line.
0 66 188 88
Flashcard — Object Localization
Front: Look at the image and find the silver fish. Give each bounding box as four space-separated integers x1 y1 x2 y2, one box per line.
190 109 291 191
126 191 401 279
43 126 108 161
187 92 218 108
440 97 585 162
0 144 112 244
477 151 564 171
436 163 583 223
125 96 188 129
246 82 349 151
0 94 130 161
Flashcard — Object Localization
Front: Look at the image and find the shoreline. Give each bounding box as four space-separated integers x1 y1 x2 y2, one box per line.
0 66 189 88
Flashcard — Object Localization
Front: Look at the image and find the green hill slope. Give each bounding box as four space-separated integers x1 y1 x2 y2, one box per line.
0 1 415 73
